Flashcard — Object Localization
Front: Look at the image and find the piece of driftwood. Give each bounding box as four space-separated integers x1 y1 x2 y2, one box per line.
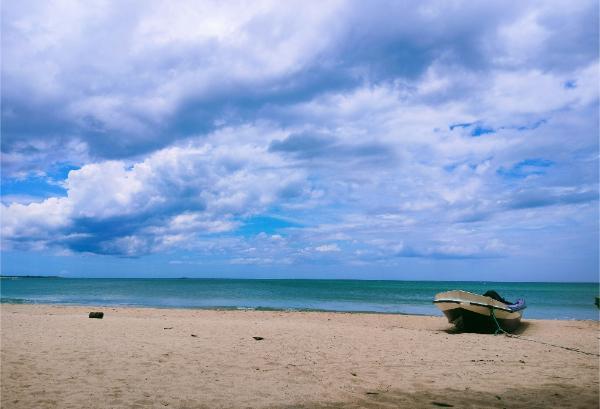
88 312 104 319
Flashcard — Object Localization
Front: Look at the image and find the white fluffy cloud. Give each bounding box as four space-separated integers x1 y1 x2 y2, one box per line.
2 128 310 255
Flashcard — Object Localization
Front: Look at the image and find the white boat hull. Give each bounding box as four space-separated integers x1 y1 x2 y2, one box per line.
434 290 524 333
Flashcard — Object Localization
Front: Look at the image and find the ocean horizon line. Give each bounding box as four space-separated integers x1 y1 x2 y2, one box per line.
1 275 598 285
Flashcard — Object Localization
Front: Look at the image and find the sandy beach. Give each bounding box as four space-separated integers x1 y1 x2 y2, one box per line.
1 304 598 408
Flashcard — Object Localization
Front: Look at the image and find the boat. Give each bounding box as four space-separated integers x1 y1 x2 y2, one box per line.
433 290 526 333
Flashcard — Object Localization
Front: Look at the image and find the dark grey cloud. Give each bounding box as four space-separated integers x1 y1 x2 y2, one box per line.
269 132 335 157
269 132 394 163
534 1 599 71
506 188 598 210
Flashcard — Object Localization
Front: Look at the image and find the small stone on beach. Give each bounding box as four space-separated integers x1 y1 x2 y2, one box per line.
88 312 104 319
253 336 264 341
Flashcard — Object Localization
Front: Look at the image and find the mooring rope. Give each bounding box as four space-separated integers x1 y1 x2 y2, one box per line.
489 306 508 335
489 306 599 357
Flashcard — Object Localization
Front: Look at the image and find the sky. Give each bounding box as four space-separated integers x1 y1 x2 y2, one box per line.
1 0 598 281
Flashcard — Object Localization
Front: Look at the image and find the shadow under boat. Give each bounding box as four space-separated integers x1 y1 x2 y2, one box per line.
434 290 526 334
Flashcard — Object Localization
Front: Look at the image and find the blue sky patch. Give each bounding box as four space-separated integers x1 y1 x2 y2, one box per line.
236 216 302 236
449 122 495 136
497 158 554 179
1 163 79 199
470 125 495 137
2 175 66 198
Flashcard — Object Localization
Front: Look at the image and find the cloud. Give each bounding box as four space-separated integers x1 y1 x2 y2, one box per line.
1 1 598 278
315 244 341 253
505 187 598 210
4 1 596 171
1 0 345 165
394 242 506 260
497 158 554 179
269 131 393 163
269 132 335 156
2 129 311 256
494 0 598 71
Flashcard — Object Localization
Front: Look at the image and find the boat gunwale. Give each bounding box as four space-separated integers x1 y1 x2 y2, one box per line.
433 298 515 313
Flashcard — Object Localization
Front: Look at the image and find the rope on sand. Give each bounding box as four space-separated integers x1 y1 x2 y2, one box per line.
489 306 599 357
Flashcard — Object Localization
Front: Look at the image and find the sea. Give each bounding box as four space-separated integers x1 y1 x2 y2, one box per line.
1 278 598 320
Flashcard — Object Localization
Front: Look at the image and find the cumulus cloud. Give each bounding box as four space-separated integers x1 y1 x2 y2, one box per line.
2 129 310 256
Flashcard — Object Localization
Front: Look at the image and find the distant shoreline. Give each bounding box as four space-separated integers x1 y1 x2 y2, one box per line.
0 276 598 284
0 275 62 279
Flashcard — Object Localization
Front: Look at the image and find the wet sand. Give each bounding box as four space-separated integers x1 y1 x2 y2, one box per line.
1 304 598 408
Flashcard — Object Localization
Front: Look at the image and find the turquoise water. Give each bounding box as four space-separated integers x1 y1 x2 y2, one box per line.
1 278 598 320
